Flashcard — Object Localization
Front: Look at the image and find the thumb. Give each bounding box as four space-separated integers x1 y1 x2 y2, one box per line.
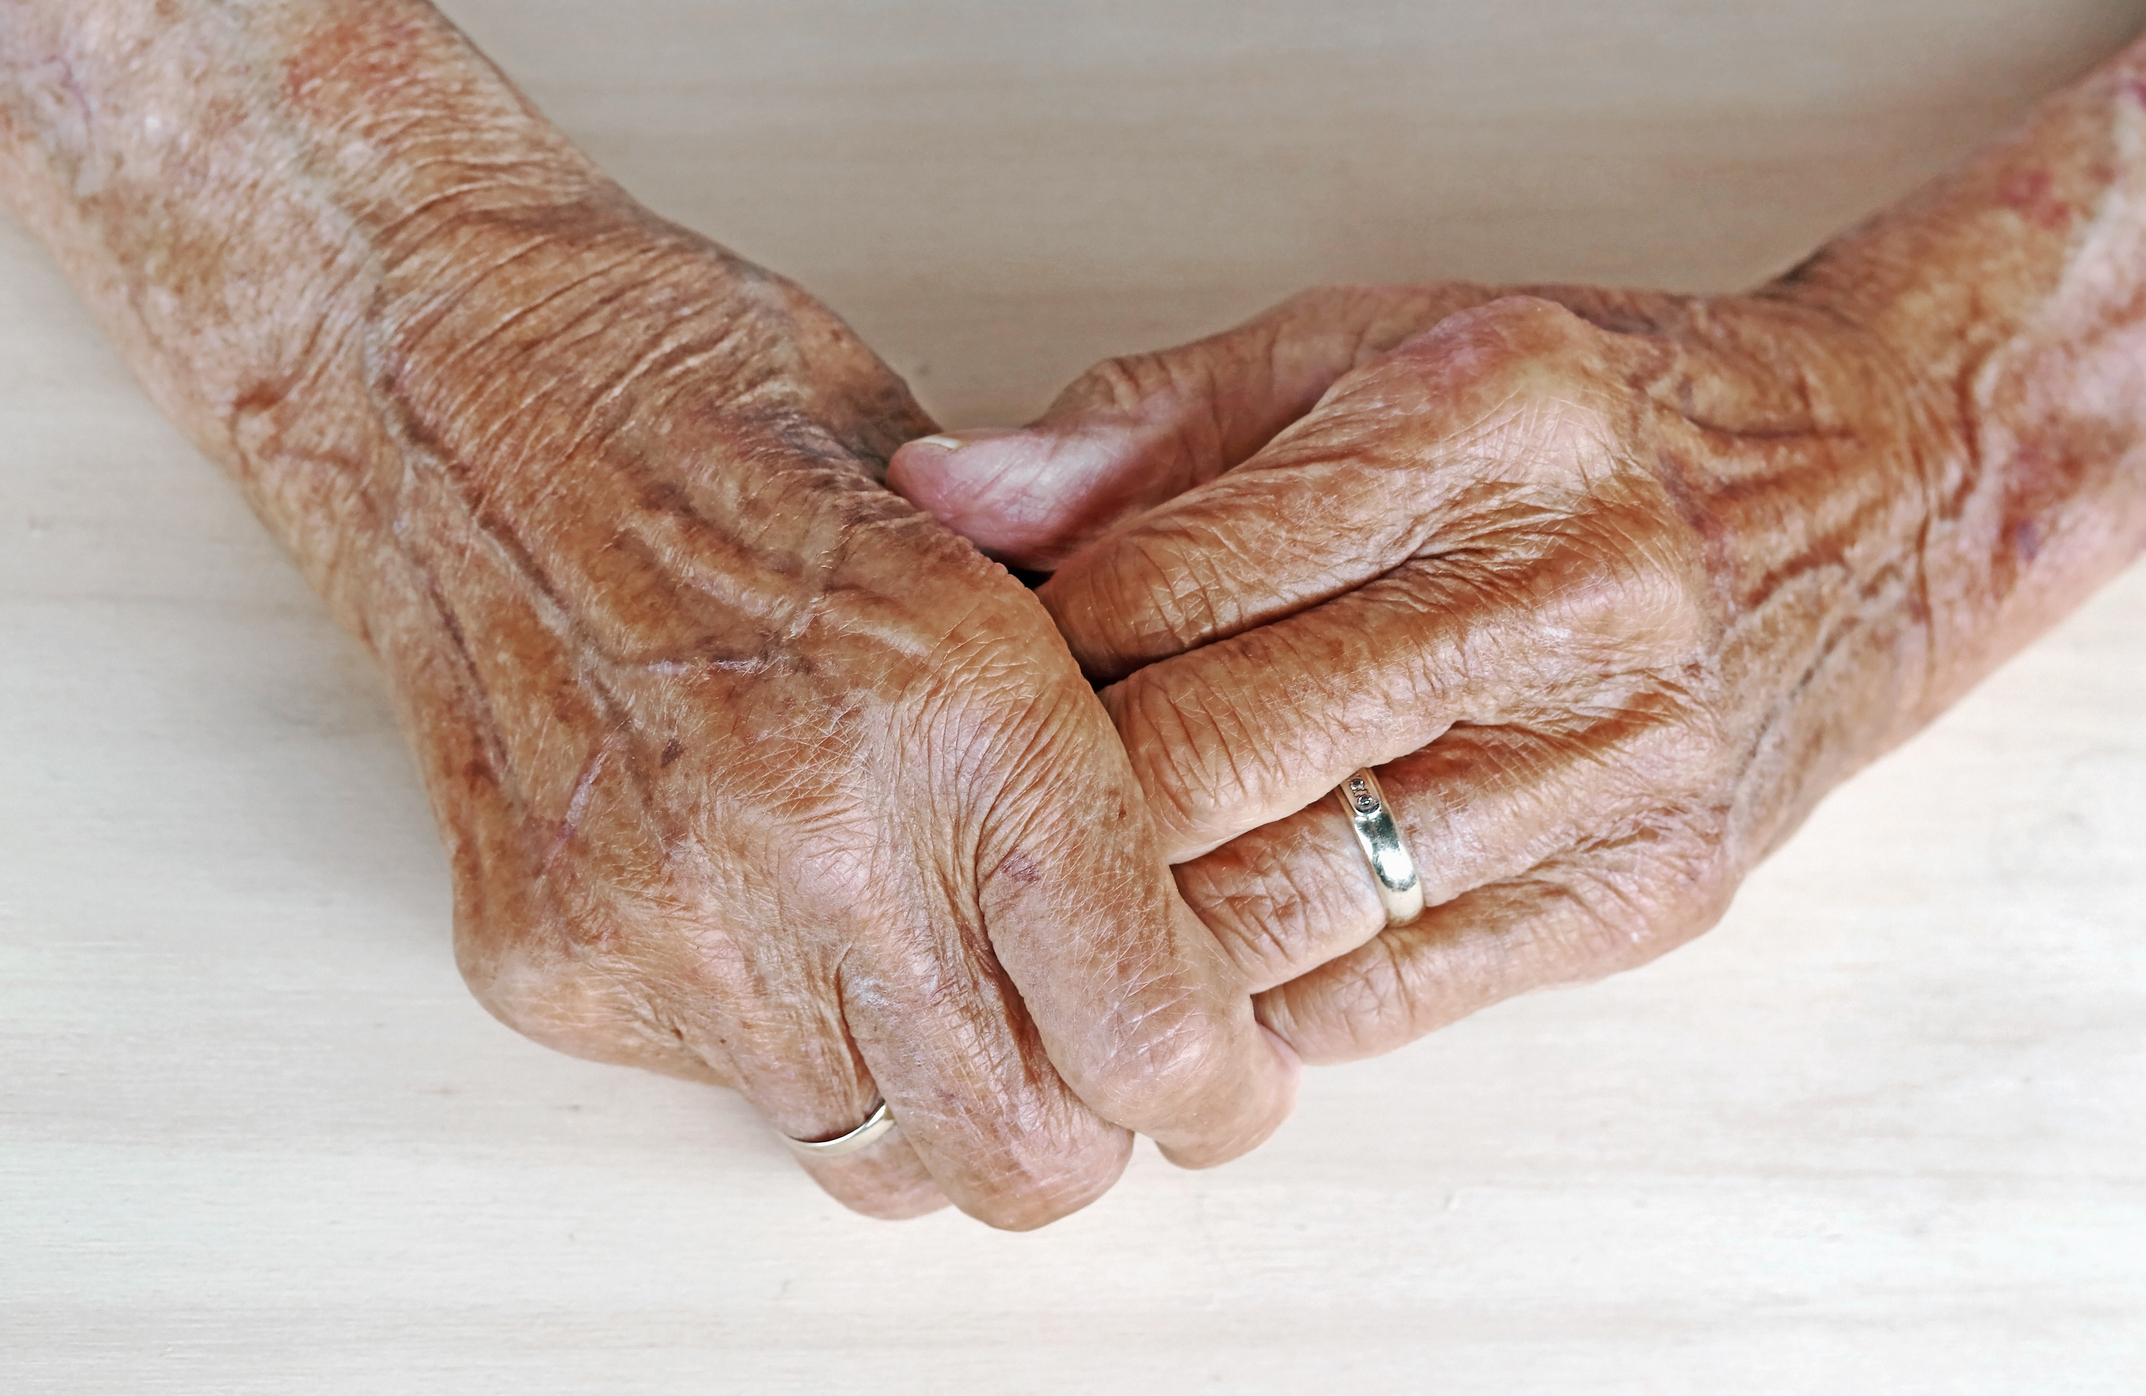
887 284 1496 570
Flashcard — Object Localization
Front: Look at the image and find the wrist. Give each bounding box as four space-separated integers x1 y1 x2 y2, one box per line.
1757 39 2146 730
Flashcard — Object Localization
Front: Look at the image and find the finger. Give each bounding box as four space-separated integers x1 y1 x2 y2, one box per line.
886 285 1496 569
837 917 1138 1232
1176 692 1718 993
773 652 1296 1227
1256 822 1732 1065
1037 294 1634 679
955 671 1300 1175
789 1130 950 1221
1094 511 1704 862
650 804 1123 1229
656 930 954 1221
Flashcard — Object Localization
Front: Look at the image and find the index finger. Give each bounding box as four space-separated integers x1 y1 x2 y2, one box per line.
1039 296 1631 682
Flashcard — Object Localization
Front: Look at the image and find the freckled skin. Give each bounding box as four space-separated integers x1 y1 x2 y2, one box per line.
0 0 1297 1227
890 40 2146 1063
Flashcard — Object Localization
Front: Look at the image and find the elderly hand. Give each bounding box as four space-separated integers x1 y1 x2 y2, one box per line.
890 32 2146 1061
0 0 1293 1227
894 284 1937 1058
382 216 1296 1225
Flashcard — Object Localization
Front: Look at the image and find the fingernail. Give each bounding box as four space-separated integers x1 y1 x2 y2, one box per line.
905 427 1027 456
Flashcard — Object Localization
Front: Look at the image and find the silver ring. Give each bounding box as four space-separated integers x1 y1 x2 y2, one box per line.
783 1098 897 1160
1336 768 1425 926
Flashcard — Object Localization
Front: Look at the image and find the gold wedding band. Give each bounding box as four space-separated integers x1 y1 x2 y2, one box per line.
782 1098 898 1160
1336 768 1425 926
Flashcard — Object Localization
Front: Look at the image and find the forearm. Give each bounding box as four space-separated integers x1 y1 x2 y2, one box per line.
2 1 597 619
0 0 936 606
1774 31 2146 731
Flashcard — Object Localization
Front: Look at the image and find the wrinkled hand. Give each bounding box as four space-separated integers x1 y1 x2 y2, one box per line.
382 212 1299 1227
891 283 1936 1060
0 0 1297 1231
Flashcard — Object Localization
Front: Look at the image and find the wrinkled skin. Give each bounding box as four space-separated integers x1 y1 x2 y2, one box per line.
891 47 2146 1061
896 286 1938 1059
10 0 2146 1229
0 0 1294 1227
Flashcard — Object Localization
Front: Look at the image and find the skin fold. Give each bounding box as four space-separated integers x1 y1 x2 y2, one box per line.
889 35 2146 1062
0 0 1299 1228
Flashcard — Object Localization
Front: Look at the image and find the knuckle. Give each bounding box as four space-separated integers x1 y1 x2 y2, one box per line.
1334 941 1416 1046
1556 891 1659 975
956 1120 1132 1232
454 929 648 1064
454 889 751 1084
1072 980 1240 1131
1477 293 1657 373
1072 352 1180 417
1275 284 1359 320
1606 516 1722 655
1642 681 1736 790
1543 816 1732 974
1180 864 1305 986
1617 559 1712 658
1398 293 1602 385
1370 297 1621 480
1056 528 1230 678
1522 531 1712 664
1574 690 1722 811
1123 1028 1237 1128
453 922 561 1036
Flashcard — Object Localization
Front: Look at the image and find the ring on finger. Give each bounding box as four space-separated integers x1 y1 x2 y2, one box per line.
783 1098 898 1160
1336 768 1425 926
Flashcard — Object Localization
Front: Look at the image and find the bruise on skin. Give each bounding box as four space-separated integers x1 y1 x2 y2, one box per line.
996 850 1043 886
1991 416 2133 598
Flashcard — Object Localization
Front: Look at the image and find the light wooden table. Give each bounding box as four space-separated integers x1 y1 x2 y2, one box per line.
5 3 2143 1391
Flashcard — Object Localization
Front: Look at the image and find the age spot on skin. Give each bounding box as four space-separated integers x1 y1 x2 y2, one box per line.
282 8 427 120
1998 169 2075 233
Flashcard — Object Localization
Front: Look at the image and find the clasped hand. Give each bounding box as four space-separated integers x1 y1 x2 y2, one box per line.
14 0 2066 1232
892 283 1929 1068
454 252 1931 1228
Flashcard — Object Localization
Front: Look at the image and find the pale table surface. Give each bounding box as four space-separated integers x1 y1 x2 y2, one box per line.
5 3 2144 1392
